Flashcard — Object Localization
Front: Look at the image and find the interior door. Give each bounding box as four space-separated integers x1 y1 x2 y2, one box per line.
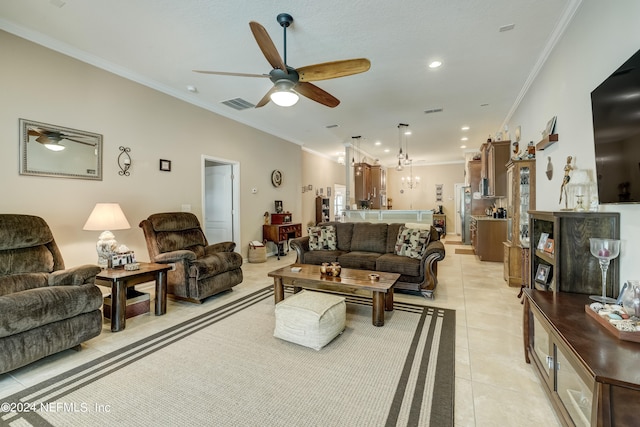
204 163 233 243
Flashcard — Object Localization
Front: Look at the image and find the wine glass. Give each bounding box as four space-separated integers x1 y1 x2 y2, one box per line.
589 238 621 303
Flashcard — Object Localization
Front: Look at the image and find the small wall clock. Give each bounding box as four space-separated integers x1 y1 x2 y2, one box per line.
271 169 283 187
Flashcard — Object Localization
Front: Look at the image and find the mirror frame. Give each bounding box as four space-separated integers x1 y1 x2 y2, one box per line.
19 118 103 180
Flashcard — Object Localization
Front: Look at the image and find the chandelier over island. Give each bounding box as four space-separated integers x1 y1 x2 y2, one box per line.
396 123 411 171
401 159 420 189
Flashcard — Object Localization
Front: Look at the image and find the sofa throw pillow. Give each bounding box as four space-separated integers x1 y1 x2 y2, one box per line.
394 226 431 259
308 225 337 251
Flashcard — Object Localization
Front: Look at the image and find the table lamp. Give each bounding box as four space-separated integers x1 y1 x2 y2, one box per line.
83 203 131 268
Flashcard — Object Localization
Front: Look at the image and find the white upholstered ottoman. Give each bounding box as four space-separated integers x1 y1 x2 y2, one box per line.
274 290 346 350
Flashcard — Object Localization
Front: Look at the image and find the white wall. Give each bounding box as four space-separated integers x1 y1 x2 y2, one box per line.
0 31 302 266
507 0 640 281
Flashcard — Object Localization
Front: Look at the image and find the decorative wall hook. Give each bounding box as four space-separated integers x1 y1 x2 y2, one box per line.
118 146 131 176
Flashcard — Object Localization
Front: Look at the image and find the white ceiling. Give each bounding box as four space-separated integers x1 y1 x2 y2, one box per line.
0 0 579 167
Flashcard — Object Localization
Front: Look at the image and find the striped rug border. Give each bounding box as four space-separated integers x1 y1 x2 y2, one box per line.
1 285 455 427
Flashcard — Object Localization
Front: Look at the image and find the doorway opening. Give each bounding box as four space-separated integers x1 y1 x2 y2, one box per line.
202 155 240 250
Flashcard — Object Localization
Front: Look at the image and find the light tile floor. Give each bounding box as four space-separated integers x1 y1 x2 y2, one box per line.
0 238 561 426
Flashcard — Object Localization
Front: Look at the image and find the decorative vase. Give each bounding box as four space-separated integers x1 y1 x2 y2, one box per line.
320 263 329 275
330 262 341 277
621 280 640 318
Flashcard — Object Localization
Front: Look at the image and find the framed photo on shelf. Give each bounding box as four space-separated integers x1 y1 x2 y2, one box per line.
537 232 549 250
543 238 555 254
535 264 551 284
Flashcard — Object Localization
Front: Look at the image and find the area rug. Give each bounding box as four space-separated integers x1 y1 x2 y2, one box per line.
0 286 455 427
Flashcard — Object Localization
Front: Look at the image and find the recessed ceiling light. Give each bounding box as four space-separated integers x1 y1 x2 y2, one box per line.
461 137 468 141
461 126 470 131
404 131 412 135
428 61 442 69
374 141 382 146
384 149 390 153
460 145 467 149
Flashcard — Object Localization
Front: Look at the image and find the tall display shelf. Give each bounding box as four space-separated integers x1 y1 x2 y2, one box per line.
315 196 330 224
503 159 536 286
528 211 620 296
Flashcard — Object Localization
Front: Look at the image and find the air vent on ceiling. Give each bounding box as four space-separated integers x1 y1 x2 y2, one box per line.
424 108 443 114
326 124 339 129
221 98 255 110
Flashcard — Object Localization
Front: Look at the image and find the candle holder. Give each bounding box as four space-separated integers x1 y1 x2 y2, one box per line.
589 238 621 303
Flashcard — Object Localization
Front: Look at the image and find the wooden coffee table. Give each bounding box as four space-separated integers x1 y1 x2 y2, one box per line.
268 264 399 326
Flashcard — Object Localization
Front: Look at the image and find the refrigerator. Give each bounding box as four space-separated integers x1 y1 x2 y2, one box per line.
460 186 472 244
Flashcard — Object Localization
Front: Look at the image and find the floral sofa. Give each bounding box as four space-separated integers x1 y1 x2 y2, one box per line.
289 222 445 298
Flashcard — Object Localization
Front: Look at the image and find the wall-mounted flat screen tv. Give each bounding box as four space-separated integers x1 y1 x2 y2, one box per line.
591 48 640 204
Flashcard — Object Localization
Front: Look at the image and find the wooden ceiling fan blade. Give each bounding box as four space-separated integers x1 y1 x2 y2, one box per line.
249 21 287 73
64 137 96 146
297 58 371 82
295 82 340 108
255 87 276 108
193 70 270 78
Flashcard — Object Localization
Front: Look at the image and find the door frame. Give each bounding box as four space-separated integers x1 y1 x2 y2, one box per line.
201 155 241 250
454 182 465 236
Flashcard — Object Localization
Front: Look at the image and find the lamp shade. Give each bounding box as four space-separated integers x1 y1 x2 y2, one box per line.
83 203 130 231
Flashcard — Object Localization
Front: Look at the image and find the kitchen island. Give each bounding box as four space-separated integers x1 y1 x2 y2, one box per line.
470 215 507 262
341 209 434 226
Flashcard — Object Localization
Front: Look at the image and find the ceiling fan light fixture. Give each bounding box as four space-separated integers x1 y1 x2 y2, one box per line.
44 142 65 151
270 80 299 107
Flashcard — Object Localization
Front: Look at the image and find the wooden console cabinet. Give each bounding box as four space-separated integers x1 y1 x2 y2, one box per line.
263 223 302 260
529 211 620 295
523 289 640 426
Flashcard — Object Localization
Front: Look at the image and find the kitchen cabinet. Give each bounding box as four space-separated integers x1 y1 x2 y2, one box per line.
355 163 386 209
523 289 640 427
369 165 386 209
315 197 330 224
471 217 506 262
503 159 536 287
484 140 510 197
468 159 494 215
529 211 620 295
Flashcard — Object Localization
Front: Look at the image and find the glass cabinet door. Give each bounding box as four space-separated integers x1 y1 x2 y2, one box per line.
555 346 593 427
506 166 513 242
532 312 553 387
519 166 530 247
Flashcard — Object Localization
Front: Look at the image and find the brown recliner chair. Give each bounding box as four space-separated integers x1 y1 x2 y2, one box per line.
139 212 243 303
0 214 103 375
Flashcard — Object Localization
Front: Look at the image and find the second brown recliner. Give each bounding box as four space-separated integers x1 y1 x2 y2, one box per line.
139 212 243 303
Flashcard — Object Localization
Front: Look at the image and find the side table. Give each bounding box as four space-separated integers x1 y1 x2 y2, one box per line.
95 262 171 332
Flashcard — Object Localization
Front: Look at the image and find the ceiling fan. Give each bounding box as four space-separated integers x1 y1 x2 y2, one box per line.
194 13 371 108
28 127 96 151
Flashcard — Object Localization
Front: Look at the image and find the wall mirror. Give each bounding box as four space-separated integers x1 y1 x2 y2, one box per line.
19 118 103 180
